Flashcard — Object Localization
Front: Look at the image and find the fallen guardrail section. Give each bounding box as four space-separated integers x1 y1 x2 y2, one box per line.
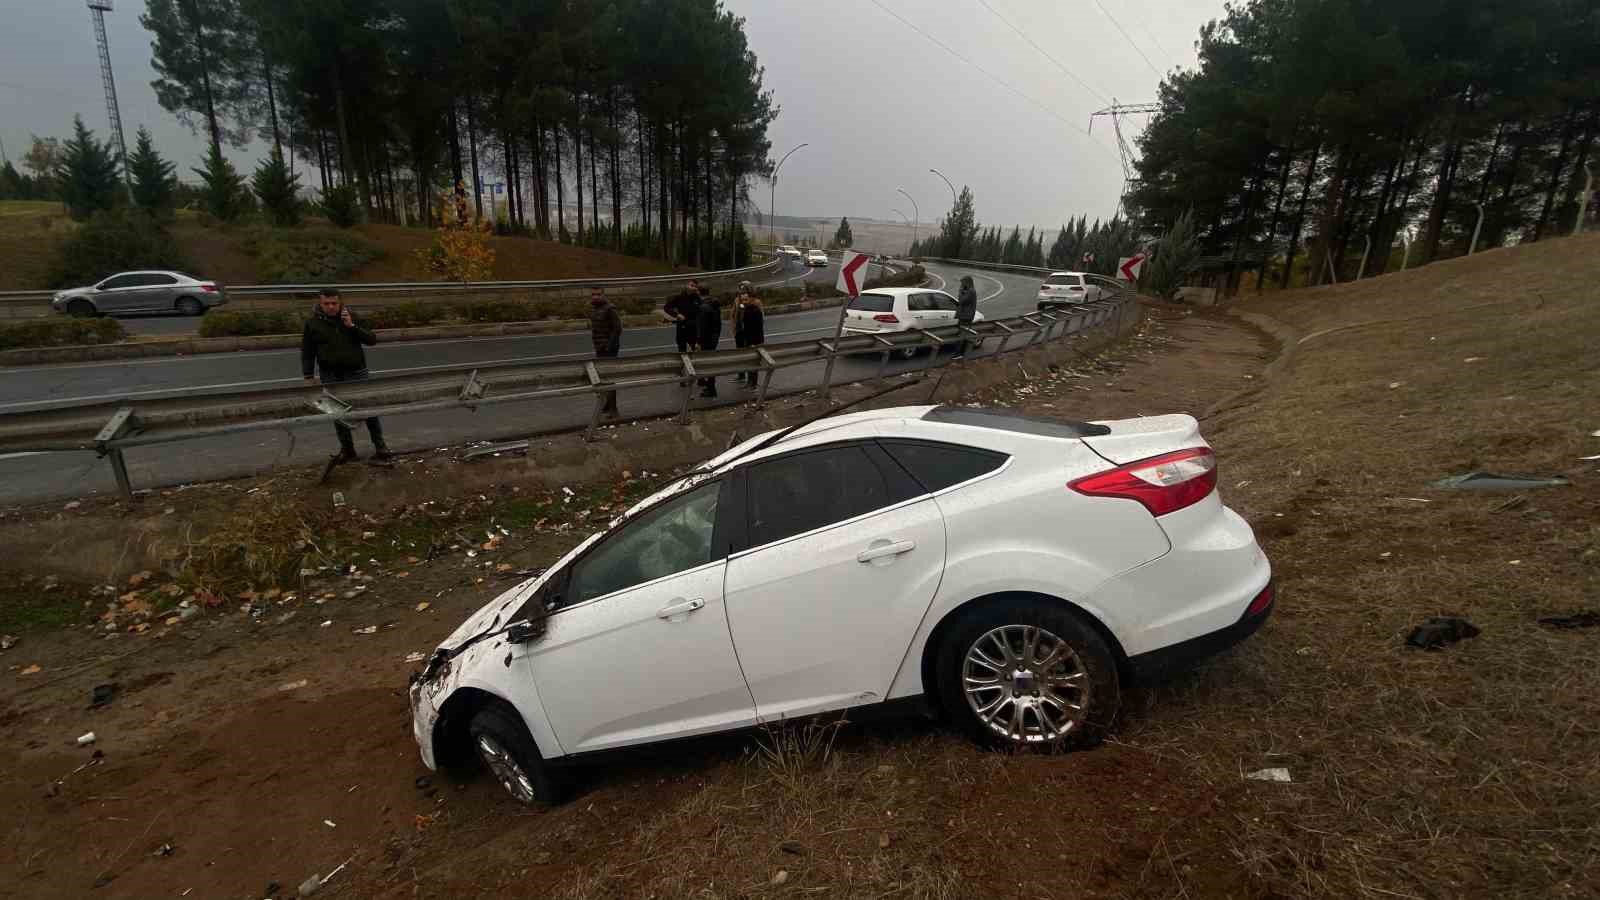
0 289 1134 498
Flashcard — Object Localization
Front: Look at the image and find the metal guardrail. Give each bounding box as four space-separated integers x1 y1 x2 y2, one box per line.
0 257 785 311
0 290 1134 498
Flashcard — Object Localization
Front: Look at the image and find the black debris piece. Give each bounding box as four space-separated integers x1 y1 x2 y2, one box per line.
1406 617 1481 650
1538 611 1600 630
1431 472 1570 491
89 683 119 709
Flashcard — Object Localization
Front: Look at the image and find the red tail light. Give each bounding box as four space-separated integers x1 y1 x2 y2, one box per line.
1069 447 1217 517
200 283 218 292
1245 582 1274 616
873 314 900 323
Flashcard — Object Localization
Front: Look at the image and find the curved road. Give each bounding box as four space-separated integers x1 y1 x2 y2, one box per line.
0 258 1049 504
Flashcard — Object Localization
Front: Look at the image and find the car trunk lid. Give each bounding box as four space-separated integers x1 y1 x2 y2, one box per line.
1080 414 1207 465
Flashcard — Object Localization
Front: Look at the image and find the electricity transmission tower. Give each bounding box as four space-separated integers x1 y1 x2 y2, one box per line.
1089 100 1160 217
87 0 132 191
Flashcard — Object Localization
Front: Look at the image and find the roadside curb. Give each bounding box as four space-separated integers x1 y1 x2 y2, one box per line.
0 295 851 367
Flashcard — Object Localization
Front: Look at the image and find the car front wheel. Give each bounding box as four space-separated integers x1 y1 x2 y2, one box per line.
66 299 96 318
467 702 569 805
937 598 1120 750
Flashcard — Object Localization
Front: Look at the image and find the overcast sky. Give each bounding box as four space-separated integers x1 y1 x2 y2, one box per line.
1 0 1226 229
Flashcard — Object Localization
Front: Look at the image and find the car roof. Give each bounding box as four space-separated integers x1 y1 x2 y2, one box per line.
109 270 194 278
858 287 944 297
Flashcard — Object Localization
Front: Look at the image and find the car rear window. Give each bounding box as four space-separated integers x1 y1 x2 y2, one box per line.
849 293 894 312
920 406 1111 438
1044 275 1082 286
880 440 1008 493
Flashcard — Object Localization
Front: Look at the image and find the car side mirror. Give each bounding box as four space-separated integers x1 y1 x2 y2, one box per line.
505 620 538 645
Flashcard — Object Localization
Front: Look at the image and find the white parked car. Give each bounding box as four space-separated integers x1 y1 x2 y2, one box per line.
1036 271 1105 310
410 404 1274 804
805 249 829 267
843 288 986 356
777 245 803 259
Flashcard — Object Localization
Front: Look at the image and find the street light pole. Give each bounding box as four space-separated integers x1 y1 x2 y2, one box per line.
1469 202 1486 255
929 168 957 206
897 188 919 252
1574 163 1595 237
891 208 913 254
769 143 808 244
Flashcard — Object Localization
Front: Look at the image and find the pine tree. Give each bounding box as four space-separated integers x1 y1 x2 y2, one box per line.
0 162 28 200
1145 210 1201 300
127 127 178 217
192 141 247 221
937 186 980 258
57 116 122 221
251 146 301 226
1001 226 1024 264
831 216 853 248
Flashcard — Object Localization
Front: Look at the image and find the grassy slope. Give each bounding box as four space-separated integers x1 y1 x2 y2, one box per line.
0 201 676 289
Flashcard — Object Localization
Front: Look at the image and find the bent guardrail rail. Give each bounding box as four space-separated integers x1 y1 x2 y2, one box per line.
0 292 1136 497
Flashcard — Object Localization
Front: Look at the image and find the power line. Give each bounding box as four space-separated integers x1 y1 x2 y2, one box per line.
863 0 1115 161
1089 0 1163 79
1123 0 1179 68
974 0 1111 106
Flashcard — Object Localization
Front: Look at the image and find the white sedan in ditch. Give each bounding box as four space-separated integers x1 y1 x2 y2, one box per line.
410 404 1273 804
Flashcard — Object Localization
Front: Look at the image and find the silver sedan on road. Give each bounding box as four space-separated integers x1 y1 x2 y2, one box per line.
52 271 228 318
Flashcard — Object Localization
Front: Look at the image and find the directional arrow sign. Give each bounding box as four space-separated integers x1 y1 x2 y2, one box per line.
1117 253 1146 282
836 250 871 296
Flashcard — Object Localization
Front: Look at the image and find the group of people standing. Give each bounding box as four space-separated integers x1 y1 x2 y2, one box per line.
660 278 766 398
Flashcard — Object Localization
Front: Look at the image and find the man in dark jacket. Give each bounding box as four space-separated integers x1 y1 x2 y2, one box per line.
694 286 723 398
589 287 623 417
733 283 765 389
956 275 979 357
302 288 390 464
662 279 701 352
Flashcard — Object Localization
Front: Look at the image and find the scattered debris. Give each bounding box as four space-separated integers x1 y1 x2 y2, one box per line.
1579 454 1600 461
1538 611 1600 630
153 842 175 858
320 620 332 628
19 663 42 675
1432 472 1570 491
0 634 15 651
414 776 432 790
878 832 892 849
64 500 81 511
352 626 378 635
331 492 347 509
1490 495 1528 513
780 840 806 856
1463 356 1485 363
323 819 337 829
1406 616 1480 650
771 870 789 886
1388 381 1403 389
1245 768 1293 783
279 680 309 692
414 602 430 613
90 683 119 708
77 732 97 746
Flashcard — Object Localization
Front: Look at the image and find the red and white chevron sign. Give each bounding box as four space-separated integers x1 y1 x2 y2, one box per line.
836 250 871 296
1118 253 1146 282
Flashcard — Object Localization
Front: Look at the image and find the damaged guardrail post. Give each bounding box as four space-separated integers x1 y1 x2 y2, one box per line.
458 369 486 410
677 354 698 423
94 406 139 498
818 337 842 400
584 362 607 442
872 335 896 382
754 348 778 405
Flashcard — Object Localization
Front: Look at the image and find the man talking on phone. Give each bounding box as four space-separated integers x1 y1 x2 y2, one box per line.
301 287 392 464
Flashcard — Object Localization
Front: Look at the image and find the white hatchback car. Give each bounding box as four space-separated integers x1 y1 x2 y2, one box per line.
805 249 829 267
777 245 802 259
411 404 1274 804
843 288 985 356
1037 271 1106 310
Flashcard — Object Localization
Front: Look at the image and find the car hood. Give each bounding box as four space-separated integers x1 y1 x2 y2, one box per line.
54 287 98 299
434 531 604 652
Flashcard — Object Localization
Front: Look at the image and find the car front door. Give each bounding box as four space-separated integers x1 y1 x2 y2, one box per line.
723 443 947 721
94 274 145 313
927 291 960 326
138 273 180 312
526 480 756 754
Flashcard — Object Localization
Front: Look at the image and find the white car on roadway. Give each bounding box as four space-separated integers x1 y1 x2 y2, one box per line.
410 403 1274 805
777 245 803 259
843 287 986 356
1036 271 1106 310
805 249 829 267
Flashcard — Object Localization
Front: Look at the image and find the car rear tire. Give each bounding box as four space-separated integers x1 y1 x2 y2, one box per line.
176 297 203 316
467 702 569 806
66 299 96 318
936 597 1120 751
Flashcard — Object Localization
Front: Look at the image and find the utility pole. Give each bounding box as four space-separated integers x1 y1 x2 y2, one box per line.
892 208 912 254
769 143 808 244
87 0 132 194
897 188 919 252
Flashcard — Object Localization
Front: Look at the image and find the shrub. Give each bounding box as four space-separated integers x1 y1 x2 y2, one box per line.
198 309 304 338
363 302 448 330
413 217 496 282
0 317 124 351
47 210 191 288
238 226 381 283
459 300 536 324
320 184 361 228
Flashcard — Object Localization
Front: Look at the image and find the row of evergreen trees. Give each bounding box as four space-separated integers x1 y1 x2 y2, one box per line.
3 115 313 229
905 185 1141 274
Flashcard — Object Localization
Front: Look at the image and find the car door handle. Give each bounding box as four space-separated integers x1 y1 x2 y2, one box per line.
857 539 916 564
656 598 705 620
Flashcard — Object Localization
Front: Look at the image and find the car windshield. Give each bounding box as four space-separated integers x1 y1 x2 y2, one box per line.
849 293 895 312
1045 275 1081 286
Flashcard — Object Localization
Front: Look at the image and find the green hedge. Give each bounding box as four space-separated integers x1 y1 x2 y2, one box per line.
198 309 303 338
235 226 381 283
0 317 125 350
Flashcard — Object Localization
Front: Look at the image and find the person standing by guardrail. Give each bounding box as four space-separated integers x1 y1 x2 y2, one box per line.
589 287 623 418
695 286 723 399
302 288 392 465
734 282 765 389
663 279 702 353
956 275 979 358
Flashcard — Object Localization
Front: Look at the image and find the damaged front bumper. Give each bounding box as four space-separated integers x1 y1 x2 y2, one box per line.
409 650 453 771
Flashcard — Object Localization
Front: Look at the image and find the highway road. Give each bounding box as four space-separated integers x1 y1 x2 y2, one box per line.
0 259 1050 504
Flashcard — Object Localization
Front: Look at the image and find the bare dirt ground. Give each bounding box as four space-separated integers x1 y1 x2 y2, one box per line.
2 233 1595 899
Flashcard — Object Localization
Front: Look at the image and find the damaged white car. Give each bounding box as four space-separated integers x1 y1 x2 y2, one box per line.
410 404 1273 804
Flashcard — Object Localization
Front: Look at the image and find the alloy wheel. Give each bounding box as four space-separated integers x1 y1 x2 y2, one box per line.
476 734 538 803
962 624 1090 743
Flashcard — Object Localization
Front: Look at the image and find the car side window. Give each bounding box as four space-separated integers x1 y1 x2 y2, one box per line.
929 292 959 312
146 274 178 285
563 482 722 606
99 275 139 289
880 440 1009 492
746 445 909 547
907 293 931 312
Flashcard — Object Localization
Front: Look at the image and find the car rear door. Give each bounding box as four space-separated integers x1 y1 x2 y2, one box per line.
723 442 946 721
525 480 756 754
137 273 180 312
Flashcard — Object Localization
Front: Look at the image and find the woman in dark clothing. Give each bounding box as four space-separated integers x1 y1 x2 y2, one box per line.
956 275 979 356
734 285 766 388
695 287 723 398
